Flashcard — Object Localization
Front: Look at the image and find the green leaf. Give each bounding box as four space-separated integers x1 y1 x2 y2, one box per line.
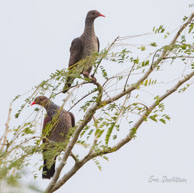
12 95 21 102
130 127 137 138
159 118 166 124
144 79 148 86
15 113 19 118
102 156 109 161
150 42 157 47
92 158 102 171
182 16 188 22
149 115 158 122
100 66 108 80
140 46 146 51
95 129 104 138
105 122 115 145
23 127 34 135
188 23 194 33
153 25 165 33
34 108 40 112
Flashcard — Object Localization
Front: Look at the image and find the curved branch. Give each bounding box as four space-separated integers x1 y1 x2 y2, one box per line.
102 13 194 106
51 69 194 193
45 79 103 193
44 13 194 193
90 70 194 158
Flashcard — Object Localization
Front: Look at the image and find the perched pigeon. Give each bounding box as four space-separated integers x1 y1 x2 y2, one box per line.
62 10 105 93
31 96 75 179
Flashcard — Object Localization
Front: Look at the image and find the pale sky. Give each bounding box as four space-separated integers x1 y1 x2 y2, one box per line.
0 0 194 193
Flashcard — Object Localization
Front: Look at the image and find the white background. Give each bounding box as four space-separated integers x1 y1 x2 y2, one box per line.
0 0 194 193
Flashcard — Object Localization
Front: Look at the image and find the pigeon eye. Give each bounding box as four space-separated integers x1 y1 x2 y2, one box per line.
92 12 95 15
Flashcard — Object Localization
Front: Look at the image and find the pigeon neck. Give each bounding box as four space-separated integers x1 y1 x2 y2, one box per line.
83 19 95 36
46 102 59 117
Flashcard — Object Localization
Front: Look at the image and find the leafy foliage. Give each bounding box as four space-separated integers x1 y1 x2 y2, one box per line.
1 14 194 192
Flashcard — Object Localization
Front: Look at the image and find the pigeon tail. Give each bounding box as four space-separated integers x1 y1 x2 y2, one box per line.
42 158 56 179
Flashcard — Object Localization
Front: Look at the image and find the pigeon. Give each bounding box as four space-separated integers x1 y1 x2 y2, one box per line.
31 96 75 179
62 10 105 93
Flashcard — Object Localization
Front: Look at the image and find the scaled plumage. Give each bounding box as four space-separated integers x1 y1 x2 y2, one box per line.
31 96 75 179
62 10 104 93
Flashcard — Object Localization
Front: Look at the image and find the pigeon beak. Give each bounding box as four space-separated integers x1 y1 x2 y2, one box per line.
31 101 36 106
99 13 105 17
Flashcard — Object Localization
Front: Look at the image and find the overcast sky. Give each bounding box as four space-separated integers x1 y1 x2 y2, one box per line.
0 0 194 193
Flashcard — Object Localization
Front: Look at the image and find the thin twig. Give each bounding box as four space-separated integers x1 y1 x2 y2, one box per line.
54 82 88 97
163 56 194 59
68 89 97 111
92 36 119 77
123 62 136 91
0 103 12 152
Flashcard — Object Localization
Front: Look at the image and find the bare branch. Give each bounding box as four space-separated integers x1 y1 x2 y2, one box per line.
123 62 136 92
70 152 79 163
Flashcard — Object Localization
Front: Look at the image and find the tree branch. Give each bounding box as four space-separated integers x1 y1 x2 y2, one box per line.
90 69 194 158
70 152 79 163
52 136 98 192
44 13 194 193
50 69 194 192
45 79 103 193
102 13 194 105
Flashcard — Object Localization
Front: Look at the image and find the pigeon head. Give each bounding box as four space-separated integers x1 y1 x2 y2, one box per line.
86 10 105 21
31 96 50 108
